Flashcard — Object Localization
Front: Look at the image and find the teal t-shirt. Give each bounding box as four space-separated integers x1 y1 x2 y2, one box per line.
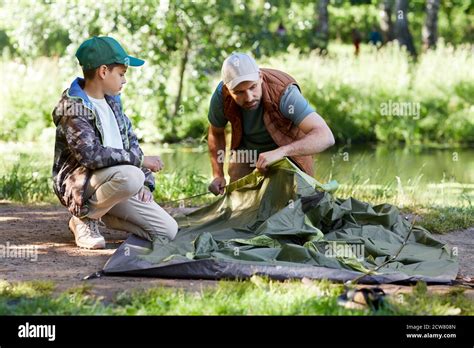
208 82 315 153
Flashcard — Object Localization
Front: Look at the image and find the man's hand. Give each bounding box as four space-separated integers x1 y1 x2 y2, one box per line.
136 186 154 203
256 148 286 173
208 176 226 195
143 156 164 172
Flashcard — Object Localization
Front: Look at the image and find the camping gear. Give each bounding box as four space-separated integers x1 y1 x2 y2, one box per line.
100 158 458 284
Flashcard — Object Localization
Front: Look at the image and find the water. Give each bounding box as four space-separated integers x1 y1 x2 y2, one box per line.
148 144 474 186
1 142 473 205
150 144 474 206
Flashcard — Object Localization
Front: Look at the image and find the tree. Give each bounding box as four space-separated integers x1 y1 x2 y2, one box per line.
379 0 394 43
313 0 330 51
422 0 440 49
394 0 417 57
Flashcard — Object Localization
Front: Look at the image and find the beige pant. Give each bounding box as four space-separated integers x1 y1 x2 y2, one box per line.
84 165 178 242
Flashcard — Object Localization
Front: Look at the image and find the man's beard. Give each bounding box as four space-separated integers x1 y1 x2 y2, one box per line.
242 99 261 110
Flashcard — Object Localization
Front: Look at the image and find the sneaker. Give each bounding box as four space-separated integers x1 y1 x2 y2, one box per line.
68 216 106 249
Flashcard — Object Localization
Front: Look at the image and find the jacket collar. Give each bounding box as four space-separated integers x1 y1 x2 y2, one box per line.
68 77 122 108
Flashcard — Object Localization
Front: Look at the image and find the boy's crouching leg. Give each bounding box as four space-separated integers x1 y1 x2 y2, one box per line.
151 210 178 242
103 194 178 243
113 165 146 198
85 165 145 219
67 165 146 250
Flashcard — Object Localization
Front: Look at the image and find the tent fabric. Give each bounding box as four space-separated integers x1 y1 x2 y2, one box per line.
102 158 458 284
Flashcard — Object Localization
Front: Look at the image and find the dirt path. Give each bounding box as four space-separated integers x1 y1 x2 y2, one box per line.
0 203 472 302
0 203 216 301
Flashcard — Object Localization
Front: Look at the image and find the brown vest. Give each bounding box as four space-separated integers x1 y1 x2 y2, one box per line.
222 68 314 176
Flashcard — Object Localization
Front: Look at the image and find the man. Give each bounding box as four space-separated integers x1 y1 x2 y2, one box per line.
207 53 335 195
52 36 178 249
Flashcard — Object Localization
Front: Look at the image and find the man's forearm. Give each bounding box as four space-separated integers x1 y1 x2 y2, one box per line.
208 127 226 177
280 129 335 157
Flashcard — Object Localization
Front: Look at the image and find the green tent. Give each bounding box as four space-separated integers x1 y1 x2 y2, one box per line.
102 158 458 284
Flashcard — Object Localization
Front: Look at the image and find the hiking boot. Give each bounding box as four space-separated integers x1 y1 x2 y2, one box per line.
68 216 106 249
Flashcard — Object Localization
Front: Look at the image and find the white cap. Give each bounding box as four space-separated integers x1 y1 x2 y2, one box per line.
221 53 260 90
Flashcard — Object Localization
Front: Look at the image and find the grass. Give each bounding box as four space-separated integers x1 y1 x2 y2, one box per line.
407 206 474 234
154 169 211 206
0 162 54 203
0 141 213 206
0 155 213 206
0 277 472 316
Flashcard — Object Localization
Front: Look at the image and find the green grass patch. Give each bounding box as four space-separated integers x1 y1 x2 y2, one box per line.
0 162 54 203
0 278 472 316
266 43 474 145
0 280 55 299
0 155 212 206
153 169 213 207
388 281 473 316
0 280 112 315
405 206 474 234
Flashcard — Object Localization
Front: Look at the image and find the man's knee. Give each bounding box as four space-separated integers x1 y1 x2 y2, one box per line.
112 165 145 196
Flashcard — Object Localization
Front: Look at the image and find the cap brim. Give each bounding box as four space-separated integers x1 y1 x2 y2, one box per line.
123 55 145 67
227 72 259 90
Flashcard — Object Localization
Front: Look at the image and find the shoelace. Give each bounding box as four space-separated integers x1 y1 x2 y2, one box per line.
86 219 103 238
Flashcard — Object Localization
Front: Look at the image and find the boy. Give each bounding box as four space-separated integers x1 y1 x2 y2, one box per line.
52 36 178 249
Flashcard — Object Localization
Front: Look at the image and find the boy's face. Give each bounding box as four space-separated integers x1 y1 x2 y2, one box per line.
97 64 127 95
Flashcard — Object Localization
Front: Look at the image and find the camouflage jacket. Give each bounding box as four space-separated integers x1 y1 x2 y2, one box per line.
52 77 154 217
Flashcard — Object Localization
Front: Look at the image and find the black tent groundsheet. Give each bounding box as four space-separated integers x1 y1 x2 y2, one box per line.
102 158 458 284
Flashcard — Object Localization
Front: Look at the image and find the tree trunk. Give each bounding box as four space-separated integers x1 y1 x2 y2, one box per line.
166 35 189 140
313 0 329 50
422 0 440 49
173 36 189 120
394 0 417 57
379 0 394 43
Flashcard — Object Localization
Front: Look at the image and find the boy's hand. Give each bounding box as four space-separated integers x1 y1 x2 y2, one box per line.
143 156 164 172
136 186 154 203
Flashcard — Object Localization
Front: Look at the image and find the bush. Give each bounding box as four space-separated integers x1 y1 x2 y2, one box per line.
1 42 472 145
264 42 474 145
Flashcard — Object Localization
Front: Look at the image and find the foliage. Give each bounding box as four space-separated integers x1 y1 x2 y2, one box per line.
0 1 472 143
1 42 473 145
266 43 474 145
0 278 472 315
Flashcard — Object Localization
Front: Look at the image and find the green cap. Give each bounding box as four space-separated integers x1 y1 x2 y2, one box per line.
75 36 145 70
